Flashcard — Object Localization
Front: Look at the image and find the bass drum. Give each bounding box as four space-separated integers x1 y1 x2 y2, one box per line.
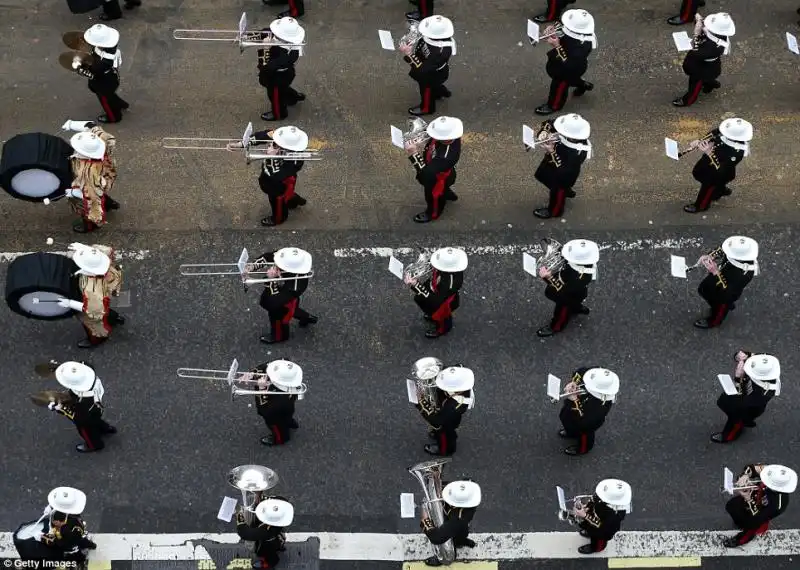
13 519 59 561
5 253 79 321
0 133 73 202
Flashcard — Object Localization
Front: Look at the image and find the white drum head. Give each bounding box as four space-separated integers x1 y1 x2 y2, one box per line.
10 169 62 198
17 292 72 317
16 521 45 540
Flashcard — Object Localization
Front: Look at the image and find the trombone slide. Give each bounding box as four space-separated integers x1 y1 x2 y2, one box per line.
245 149 322 163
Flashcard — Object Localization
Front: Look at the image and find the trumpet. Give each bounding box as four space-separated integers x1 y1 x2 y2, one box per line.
178 247 314 289
558 494 591 525
177 359 307 401
530 22 564 45
173 12 306 54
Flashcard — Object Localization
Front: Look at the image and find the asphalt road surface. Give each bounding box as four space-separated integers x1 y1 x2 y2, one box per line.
1 0 799 565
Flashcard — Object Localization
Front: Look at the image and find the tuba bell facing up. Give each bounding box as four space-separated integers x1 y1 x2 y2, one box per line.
403 251 434 285
408 458 456 565
228 465 279 525
402 117 431 152
538 238 565 274
410 357 444 412
399 19 423 51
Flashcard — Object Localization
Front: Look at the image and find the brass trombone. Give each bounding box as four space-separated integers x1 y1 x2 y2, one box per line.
178 247 314 288
177 358 307 401
172 12 306 54
161 122 323 163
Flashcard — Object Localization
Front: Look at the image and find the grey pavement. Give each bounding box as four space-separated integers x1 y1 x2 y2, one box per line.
0 224 799 535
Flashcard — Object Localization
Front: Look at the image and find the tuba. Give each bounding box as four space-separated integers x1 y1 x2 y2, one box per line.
228 465 279 525
410 357 444 412
403 251 434 285
538 238 566 274
408 458 455 564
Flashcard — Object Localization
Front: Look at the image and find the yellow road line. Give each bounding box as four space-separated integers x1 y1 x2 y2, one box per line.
608 557 701 568
87 562 112 570
197 560 254 570
404 562 498 570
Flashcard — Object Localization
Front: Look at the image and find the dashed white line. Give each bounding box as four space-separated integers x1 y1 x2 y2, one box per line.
0 250 150 263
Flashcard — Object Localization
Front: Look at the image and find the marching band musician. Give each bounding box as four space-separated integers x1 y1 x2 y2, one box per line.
667 0 705 26
235 497 294 568
416 365 474 456
534 9 596 116
405 247 467 338
48 361 116 453
692 235 758 329
672 13 735 108
56 242 126 348
249 360 302 446
712 352 780 444
557 367 618 456
570 479 631 554
405 116 462 223
262 0 304 19
723 464 796 547
536 239 598 337
532 0 576 24
531 113 591 219
63 121 121 233
399 16 455 117
35 488 97 561
681 118 752 214
407 0 434 22
257 18 306 122
420 480 480 566
251 248 318 344
73 24 129 124
99 0 141 22
227 126 309 227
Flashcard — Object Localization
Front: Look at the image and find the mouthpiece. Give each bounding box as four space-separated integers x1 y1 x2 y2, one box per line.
46 238 54 245
43 198 51 205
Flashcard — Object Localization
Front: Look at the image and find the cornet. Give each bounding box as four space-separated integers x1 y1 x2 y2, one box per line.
173 13 306 54
177 359 307 401
529 22 564 45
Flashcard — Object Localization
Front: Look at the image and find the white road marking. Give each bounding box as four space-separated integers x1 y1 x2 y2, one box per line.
1 530 799 560
333 238 705 258
0 250 150 263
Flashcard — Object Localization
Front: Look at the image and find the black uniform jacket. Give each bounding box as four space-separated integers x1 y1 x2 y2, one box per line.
410 138 461 188
726 465 790 529
404 39 452 85
416 387 468 432
697 253 754 306
559 367 613 434
682 34 725 81
236 497 288 557
253 362 298 424
77 47 120 95
255 251 310 312
534 121 588 190
423 502 476 544
42 515 95 555
258 43 299 88
691 130 745 186
252 130 304 196
717 368 775 420
544 264 591 305
579 496 625 541
545 35 592 82
413 269 463 315
55 391 103 428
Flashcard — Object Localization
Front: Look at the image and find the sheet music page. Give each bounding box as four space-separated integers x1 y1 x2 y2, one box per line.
664 137 679 160
673 31 692 51
717 374 738 396
92 379 104 403
527 19 540 42
670 255 687 278
237 248 249 275
522 252 538 276
238 13 247 38
217 497 238 522
522 125 535 148
406 379 419 404
242 122 254 148
547 374 561 400
389 256 405 279
556 486 567 511
787 32 800 55
723 467 734 493
379 30 395 51
400 493 416 518
390 126 405 149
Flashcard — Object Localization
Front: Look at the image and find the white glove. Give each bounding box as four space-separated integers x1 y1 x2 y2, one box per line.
57 299 84 311
47 402 63 411
68 242 90 252
62 120 91 132
65 188 83 199
72 61 81 70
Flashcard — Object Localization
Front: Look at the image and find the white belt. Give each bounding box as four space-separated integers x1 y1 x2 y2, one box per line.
436 63 448 71
703 58 720 62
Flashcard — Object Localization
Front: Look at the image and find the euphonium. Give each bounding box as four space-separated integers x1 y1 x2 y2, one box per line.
400 20 423 51
403 251 434 285
403 117 431 149
557 495 590 526
410 357 444 412
228 465 279 525
408 458 455 564
538 238 566 274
